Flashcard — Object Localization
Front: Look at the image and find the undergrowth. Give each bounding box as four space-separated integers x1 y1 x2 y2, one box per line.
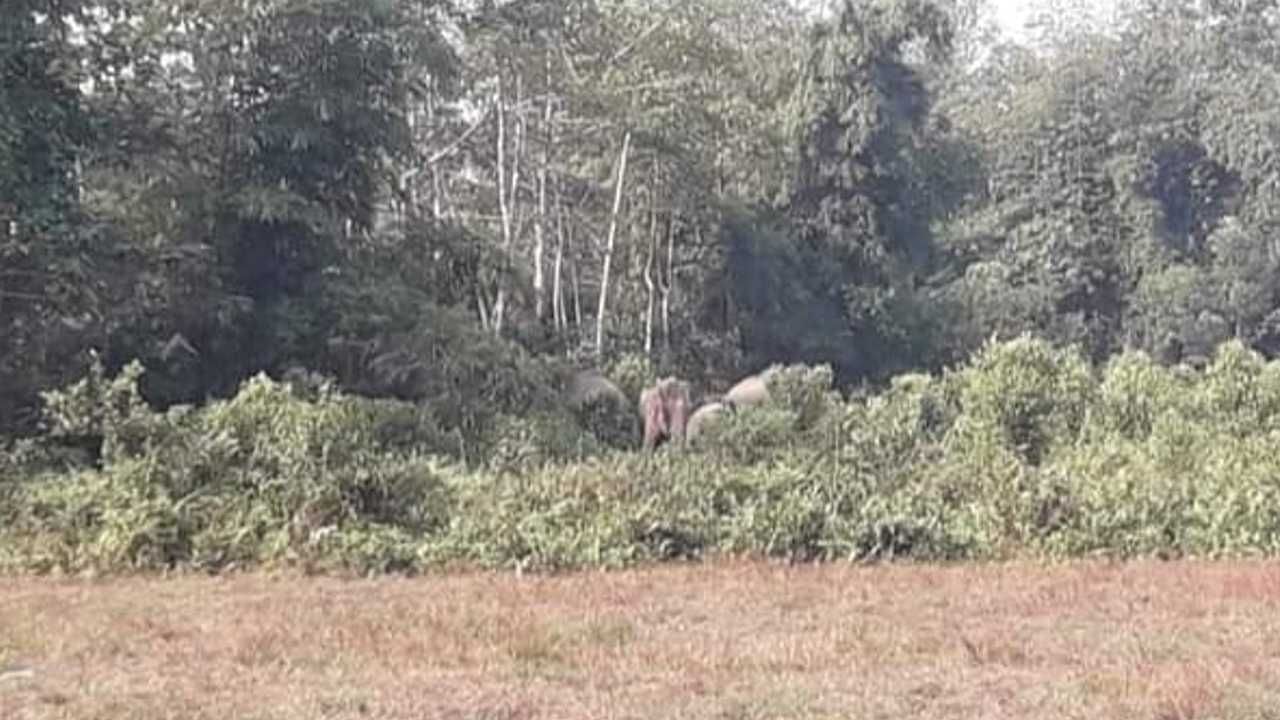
5 336 1280 575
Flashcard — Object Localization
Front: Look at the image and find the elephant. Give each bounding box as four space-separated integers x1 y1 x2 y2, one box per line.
723 369 774 409
564 369 628 411
639 376 692 450
563 368 637 448
686 400 733 445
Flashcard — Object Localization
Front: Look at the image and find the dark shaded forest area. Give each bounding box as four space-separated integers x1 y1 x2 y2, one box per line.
5 0 1280 574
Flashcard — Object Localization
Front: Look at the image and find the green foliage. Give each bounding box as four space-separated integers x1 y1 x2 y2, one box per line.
1087 350 1187 442
568 398 637 452
945 335 1094 465
486 410 605 474
4 364 453 574
696 406 798 466
1194 341 1280 436
1127 264 1224 361
765 364 841 432
777 0 955 381
13 339 1280 574
40 354 151 465
602 353 655 407
0 2 112 434
424 458 660 571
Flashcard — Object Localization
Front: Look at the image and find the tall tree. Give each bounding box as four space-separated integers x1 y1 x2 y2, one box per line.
727 0 955 382
0 0 105 431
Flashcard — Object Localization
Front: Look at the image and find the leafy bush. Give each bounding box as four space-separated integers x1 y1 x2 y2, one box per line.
945 335 1094 466
604 353 656 406
486 409 606 473
848 371 956 471
695 406 799 465
1036 433 1280 559
5 364 454 573
764 363 841 431
425 458 640 571
570 394 639 452
1086 350 1188 442
1193 340 1280 437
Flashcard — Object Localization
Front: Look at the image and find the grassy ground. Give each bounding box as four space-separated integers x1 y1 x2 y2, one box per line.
3 559 1280 719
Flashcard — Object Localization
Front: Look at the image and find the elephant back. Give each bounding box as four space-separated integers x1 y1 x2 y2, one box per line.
566 370 627 410
724 371 773 408
686 401 731 444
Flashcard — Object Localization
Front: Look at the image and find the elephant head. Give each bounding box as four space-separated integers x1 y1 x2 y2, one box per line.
639 376 692 451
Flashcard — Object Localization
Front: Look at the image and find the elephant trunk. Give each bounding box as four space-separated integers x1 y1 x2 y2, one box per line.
670 395 689 447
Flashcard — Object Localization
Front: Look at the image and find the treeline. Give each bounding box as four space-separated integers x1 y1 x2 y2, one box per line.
5 0 1278 432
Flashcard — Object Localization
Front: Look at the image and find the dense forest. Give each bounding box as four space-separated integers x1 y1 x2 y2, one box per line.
6 0 1280 574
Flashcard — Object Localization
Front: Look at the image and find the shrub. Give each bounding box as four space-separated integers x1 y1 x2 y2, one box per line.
424 453 709 571
694 406 799 465
5 366 454 573
1192 340 1280 437
1087 350 1189 442
486 410 605 473
765 363 840 432
570 394 639 452
945 335 1094 466
604 353 656 406
849 372 956 473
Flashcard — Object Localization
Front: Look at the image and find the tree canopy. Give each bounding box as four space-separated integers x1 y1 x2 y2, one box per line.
4 0 1280 429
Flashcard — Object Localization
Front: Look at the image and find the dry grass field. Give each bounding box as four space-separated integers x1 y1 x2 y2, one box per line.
3 559 1280 719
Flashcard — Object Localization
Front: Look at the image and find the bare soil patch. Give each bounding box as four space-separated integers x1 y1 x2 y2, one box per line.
3 559 1280 719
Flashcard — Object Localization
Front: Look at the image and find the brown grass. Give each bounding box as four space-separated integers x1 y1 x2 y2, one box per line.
4 558 1280 719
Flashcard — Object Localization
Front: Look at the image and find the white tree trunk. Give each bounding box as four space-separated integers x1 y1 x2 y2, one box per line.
476 290 491 332
594 131 632 358
662 214 675 351
533 53 553 324
552 182 566 330
493 74 523 337
571 220 583 331
642 173 658 355
492 78 508 334
427 87 443 221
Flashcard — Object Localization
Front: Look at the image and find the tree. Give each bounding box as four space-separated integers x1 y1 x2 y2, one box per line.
0 0 105 431
724 0 955 382
106 0 460 402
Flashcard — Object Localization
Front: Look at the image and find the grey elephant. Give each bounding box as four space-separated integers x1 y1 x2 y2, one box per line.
686 400 733 445
639 376 692 451
723 368 774 409
563 368 637 448
565 369 628 411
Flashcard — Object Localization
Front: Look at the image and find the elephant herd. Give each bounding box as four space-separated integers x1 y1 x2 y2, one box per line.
566 367 774 451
